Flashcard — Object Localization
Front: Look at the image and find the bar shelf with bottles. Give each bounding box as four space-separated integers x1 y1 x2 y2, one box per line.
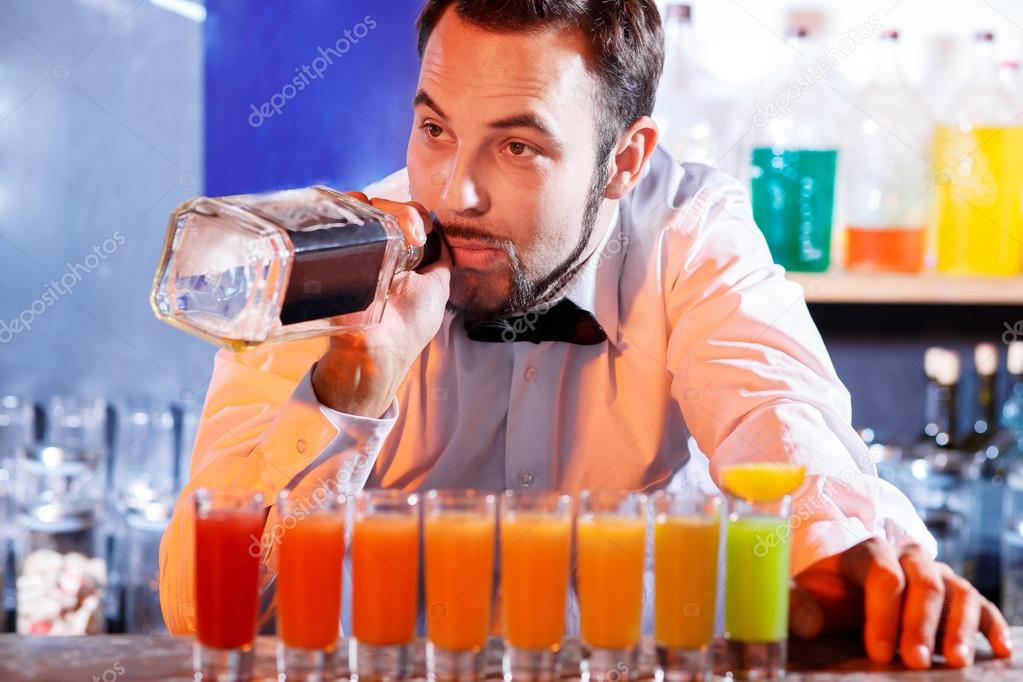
865 342 1023 622
655 4 1023 304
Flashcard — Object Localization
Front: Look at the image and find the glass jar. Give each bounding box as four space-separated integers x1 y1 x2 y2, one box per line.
118 504 172 634
15 503 105 635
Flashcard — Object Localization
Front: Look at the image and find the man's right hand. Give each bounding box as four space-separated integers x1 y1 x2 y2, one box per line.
311 193 451 418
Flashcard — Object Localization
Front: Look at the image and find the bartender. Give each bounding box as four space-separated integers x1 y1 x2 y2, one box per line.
159 0 1011 669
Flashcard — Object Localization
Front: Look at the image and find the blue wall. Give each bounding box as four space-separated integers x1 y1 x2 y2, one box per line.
205 0 424 195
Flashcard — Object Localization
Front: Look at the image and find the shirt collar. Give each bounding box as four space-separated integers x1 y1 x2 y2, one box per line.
540 206 625 348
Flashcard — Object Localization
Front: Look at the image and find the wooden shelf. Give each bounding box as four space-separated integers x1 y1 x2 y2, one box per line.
787 272 1023 305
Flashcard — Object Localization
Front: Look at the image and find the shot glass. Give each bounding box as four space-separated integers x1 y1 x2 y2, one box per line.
350 489 420 682
652 490 721 682
275 489 347 680
721 494 791 679
424 489 497 681
193 488 265 681
576 490 648 682
500 490 573 682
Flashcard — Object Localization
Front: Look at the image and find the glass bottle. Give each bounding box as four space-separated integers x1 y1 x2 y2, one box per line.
992 345 1022 617
934 32 1023 276
653 3 743 177
151 186 442 350
842 29 930 273
964 344 1013 602
900 348 974 575
748 25 840 273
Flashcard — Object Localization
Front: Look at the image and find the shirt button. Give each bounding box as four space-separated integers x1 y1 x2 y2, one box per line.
518 470 535 488
296 439 307 454
523 366 538 383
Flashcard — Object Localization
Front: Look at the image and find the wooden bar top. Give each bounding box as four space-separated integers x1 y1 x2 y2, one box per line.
0 631 1020 681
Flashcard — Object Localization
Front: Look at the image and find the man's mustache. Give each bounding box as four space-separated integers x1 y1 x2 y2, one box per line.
432 215 512 251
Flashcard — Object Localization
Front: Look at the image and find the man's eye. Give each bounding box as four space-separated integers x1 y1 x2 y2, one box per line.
507 142 536 157
424 123 444 138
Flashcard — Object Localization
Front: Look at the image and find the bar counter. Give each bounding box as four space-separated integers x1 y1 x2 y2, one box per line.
0 631 1020 681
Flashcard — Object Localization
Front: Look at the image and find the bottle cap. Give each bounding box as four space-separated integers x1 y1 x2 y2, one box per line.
416 230 444 271
974 343 998 377
935 349 961 386
666 3 692 22
1008 341 1023 375
924 346 946 379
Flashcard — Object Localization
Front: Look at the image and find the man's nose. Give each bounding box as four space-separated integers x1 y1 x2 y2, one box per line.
436 153 490 216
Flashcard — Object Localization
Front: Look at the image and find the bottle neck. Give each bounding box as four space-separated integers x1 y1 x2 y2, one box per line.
664 12 694 65
972 38 1000 87
974 372 998 438
397 230 443 274
924 379 957 448
872 37 905 88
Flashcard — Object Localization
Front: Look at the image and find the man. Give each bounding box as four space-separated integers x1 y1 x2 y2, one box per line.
160 0 1013 669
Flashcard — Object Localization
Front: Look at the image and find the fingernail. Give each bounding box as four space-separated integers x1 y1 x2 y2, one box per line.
912 644 931 667
952 643 972 665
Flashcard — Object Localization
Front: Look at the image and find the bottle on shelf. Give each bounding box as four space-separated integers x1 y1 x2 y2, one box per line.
842 29 931 273
150 186 442 350
1004 342 1023 434
921 346 960 448
963 343 1015 602
934 31 1023 276
899 348 973 575
748 24 840 273
962 343 1000 452
999 60 1022 109
653 3 743 177
999 343 1023 623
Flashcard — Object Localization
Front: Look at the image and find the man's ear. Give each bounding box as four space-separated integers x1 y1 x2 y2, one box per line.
604 116 659 200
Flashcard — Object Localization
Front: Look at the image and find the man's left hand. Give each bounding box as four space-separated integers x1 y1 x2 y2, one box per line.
789 537 1013 669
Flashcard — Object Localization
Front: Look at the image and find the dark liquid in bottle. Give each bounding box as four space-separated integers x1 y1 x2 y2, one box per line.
280 222 389 326
279 225 442 326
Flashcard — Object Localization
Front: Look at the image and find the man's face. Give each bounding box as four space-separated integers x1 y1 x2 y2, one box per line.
408 9 610 320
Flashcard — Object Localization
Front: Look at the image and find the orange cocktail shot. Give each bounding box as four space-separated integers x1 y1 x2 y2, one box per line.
351 489 420 680
652 490 720 681
576 490 648 682
500 490 573 681
275 489 346 679
424 490 497 681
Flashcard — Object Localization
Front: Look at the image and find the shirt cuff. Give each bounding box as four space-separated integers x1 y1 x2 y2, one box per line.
254 369 399 494
789 474 937 576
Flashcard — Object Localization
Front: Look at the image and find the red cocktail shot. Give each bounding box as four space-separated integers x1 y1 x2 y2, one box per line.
193 489 265 679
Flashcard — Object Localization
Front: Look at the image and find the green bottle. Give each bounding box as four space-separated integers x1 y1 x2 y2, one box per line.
748 25 840 272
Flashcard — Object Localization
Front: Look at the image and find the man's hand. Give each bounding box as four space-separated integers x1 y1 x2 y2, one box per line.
312 193 451 418
789 537 1013 669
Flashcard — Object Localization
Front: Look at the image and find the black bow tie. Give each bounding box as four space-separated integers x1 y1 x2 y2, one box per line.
464 299 607 345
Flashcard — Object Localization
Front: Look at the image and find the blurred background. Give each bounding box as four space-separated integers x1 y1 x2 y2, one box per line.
0 0 1022 635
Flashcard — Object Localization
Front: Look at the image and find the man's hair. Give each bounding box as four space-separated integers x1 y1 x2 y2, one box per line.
416 0 664 158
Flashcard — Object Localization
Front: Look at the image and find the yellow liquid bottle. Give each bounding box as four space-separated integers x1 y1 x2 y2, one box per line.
934 32 1023 276
935 125 1023 275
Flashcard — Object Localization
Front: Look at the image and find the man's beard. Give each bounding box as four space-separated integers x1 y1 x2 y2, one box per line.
440 157 611 322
